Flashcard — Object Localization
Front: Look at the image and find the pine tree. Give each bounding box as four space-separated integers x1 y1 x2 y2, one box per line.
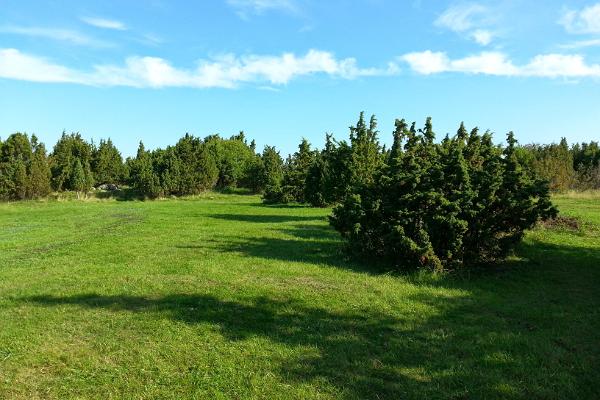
284 138 315 203
92 138 124 185
130 142 161 198
12 157 28 200
261 146 284 188
349 112 382 188
50 132 95 191
196 145 219 191
305 152 327 207
260 146 286 202
70 159 87 199
28 135 51 198
388 119 407 166
0 133 33 200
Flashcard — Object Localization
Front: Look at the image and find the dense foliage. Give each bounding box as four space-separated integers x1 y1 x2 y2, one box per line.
0 133 51 200
0 130 285 200
265 112 383 206
124 132 279 198
2 115 595 203
518 140 600 191
329 119 557 271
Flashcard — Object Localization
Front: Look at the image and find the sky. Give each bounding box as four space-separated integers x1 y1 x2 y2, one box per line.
1 0 600 157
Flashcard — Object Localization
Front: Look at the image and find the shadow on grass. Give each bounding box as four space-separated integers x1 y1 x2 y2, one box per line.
175 220 376 273
23 264 600 400
258 203 312 209
16 292 506 399
20 234 600 399
279 223 339 241
209 213 326 224
175 235 361 271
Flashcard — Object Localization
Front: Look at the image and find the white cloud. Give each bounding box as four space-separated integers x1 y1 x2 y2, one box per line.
81 17 127 31
3 46 599 89
226 0 298 17
559 38 600 49
0 26 111 47
522 54 600 78
450 52 518 75
560 3 600 34
0 48 391 89
435 3 487 32
0 48 86 83
401 51 449 75
401 50 600 78
435 3 495 46
471 29 493 45
402 51 517 76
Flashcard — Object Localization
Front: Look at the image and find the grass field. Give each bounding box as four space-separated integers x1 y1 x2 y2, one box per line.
1 193 599 399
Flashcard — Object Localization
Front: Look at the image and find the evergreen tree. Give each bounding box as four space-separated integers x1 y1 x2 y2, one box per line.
50 132 95 191
196 145 219 191
388 119 407 166
70 159 87 199
492 132 556 256
247 145 284 193
282 138 315 203
12 157 28 200
331 118 557 271
349 112 382 188
0 133 33 200
92 138 124 185
130 142 161 198
28 135 52 198
261 145 284 188
305 152 328 207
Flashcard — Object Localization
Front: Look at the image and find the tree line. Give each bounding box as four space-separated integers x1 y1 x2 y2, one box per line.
519 139 600 191
0 131 285 200
1 116 597 202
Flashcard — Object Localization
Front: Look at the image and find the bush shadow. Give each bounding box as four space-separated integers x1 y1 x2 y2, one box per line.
24 266 599 400
21 237 600 399
208 213 326 224
16 291 514 399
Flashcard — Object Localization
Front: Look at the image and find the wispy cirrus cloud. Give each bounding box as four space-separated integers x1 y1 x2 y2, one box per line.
559 38 600 49
401 50 600 78
0 25 112 47
560 3 600 34
435 3 495 46
0 48 393 89
226 0 299 18
80 16 127 31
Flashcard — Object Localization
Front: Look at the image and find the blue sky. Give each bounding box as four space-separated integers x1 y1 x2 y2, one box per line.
1 0 599 156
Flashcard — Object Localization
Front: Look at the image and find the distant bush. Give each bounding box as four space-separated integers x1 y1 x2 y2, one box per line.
0 133 51 200
264 112 383 207
329 119 557 271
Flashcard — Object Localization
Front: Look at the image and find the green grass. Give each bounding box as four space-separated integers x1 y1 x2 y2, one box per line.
0 194 598 399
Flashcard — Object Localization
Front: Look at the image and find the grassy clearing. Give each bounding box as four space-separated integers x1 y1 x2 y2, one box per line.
0 194 598 399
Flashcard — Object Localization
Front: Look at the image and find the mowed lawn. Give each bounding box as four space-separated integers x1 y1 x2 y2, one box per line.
0 193 598 399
